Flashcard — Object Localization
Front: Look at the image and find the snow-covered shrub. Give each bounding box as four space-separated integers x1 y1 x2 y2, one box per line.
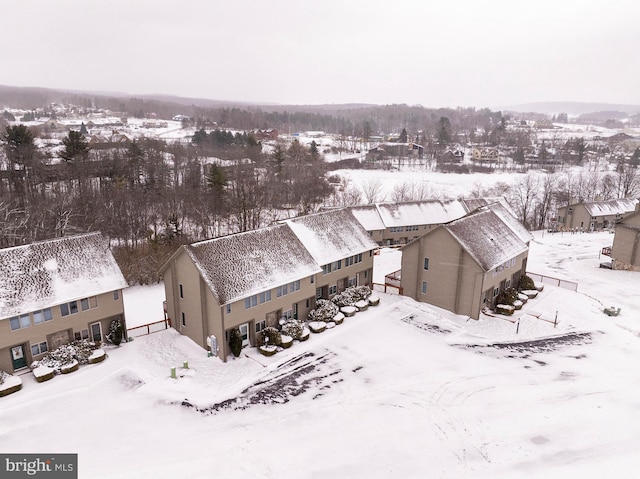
496 304 515 315
280 319 304 340
106 318 124 346
518 275 535 292
257 327 282 347
494 288 518 308
308 299 339 322
331 286 372 308
0 370 7 386
229 328 243 357
31 340 98 372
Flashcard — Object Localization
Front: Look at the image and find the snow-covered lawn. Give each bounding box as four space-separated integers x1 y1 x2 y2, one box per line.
1 230 640 478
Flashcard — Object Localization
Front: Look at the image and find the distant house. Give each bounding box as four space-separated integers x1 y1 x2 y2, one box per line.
160 209 378 360
0 233 128 374
400 207 532 320
611 207 640 271
349 197 513 246
556 199 639 231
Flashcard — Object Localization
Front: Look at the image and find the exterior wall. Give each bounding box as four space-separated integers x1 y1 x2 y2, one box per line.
381 224 439 246
401 229 529 320
612 217 640 271
0 290 125 374
559 204 628 231
316 250 375 299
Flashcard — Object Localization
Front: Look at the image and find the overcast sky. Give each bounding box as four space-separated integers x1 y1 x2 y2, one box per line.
2 0 639 109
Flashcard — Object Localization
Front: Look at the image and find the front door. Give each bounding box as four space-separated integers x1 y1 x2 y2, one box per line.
90 322 103 342
239 323 250 347
11 345 27 370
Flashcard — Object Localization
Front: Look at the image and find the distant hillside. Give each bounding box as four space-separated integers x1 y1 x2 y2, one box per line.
505 101 640 116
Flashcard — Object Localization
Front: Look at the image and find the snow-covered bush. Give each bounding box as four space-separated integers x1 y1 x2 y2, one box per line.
280 319 304 340
518 275 535 291
106 318 124 346
257 327 282 347
494 288 518 308
31 340 99 372
331 286 372 308
308 299 339 322
0 370 7 386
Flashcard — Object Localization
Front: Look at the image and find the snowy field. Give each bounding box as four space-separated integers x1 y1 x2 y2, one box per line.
2 231 640 478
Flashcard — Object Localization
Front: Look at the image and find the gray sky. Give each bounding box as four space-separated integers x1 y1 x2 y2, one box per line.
2 0 639 109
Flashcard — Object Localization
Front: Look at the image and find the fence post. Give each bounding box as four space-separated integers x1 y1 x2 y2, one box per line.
170 367 176 379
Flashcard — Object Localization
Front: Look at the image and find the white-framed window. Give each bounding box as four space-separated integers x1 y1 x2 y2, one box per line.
31 341 48 356
60 300 79 317
32 308 53 325
255 320 266 333
348 277 356 287
422 281 428 294
74 329 89 341
289 280 300 293
10 313 31 331
276 284 288 297
322 263 332 274
81 296 98 311
283 309 293 320
113 290 120 301
259 291 272 303
424 258 429 270
245 294 259 309
329 285 337 295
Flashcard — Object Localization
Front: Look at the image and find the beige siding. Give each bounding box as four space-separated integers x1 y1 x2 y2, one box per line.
316 251 375 298
612 220 640 270
0 290 125 373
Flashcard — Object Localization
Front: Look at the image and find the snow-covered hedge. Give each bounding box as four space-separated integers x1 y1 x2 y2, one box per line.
331 286 372 308
0 372 22 397
308 299 339 322
257 327 282 347
31 339 99 372
280 319 305 340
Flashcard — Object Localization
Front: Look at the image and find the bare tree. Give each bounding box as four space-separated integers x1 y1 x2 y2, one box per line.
361 178 386 204
509 173 539 229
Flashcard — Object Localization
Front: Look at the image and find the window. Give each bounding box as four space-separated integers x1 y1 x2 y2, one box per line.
259 291 271 304
81 298 90 311
10 314 31 331
322 263 332 274
310 275 315 284
283 309 293 320
255 320 266 333
179 284 184 299
277 284 288 297
60 300 79 316
33 308 53 325
113 290 120 301
422 281 428 294
364 270 368 278
424 258 429 270
306 298 310 308
181 312 186 327
245 297 251 309
329 285 337 295
74 329 89 341
568 207 573 216
90 322 102 342
348 277 356 287
226 304 231 314
335 260 342 270
31 341 48 356
245 294 261 309
289 280 300 293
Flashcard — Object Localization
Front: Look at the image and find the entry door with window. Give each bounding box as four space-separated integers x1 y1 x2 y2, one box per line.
90 322 103 342
239 323 250 347
11 345 27 370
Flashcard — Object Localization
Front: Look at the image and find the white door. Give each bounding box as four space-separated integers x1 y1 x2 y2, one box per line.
239 323 250 347
90 322 103 342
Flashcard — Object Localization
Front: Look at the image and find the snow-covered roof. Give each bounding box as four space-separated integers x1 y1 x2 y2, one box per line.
285 209 379 265
583 199 638 217
445 208 529 272
463 197 533 244
0 232 127 318
348 205 386 231
186 224 320 305
376 200 468 227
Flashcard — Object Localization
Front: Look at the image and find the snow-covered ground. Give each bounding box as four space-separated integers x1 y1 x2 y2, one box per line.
2 231 640 478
